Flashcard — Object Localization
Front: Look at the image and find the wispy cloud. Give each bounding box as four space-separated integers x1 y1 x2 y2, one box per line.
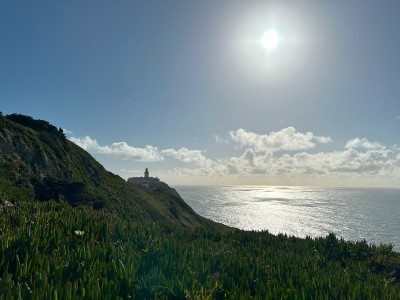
120 169 142 174
62 128 73 135
214 134 229 144
314 136 333 144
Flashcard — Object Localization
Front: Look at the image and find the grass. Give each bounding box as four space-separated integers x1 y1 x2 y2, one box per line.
0 113 223 228
0 200 399 299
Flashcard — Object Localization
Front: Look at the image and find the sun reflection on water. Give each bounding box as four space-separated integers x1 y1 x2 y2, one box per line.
176 185 400 251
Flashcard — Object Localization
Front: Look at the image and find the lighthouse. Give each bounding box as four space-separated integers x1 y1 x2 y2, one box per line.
127 167 160 187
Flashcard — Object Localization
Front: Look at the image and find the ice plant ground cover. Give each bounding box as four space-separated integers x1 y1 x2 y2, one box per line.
0 200 399 299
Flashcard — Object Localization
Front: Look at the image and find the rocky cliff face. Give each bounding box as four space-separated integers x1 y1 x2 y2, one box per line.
128 177 181 198
0 114 105 203
0 113 222 228
0 128 66 179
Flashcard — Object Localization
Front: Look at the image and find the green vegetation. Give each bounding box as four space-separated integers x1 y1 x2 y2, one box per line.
5 114 66 139
1 113 399 298
0 200 399 299
0 113 218 227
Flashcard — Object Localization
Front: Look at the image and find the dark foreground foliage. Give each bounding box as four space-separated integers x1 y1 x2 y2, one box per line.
0 113 216 227
0 201 399 299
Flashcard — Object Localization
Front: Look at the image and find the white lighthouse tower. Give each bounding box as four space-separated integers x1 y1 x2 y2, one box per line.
127 167 160 188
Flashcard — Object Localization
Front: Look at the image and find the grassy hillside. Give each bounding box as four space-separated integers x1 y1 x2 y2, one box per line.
1 113 399 298
0 113 221 228
0 200 399 299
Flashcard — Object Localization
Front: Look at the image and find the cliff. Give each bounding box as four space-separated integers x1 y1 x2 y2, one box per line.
0 113 223 228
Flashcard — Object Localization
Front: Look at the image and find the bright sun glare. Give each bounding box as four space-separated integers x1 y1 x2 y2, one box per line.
260 29 281 51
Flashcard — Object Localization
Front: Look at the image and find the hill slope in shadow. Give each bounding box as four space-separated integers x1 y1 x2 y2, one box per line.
0 113 224 229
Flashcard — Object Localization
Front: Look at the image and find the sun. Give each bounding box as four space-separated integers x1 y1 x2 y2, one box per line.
260 29 281 51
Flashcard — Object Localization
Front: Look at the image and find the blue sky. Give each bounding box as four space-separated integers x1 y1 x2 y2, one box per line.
1 1 400 186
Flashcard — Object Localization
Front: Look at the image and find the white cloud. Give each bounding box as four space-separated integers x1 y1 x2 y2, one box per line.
214 134 229 144
229 127 331 152
167 146 400 181
161 147 213 168
69 129 400 184
69 136 214 165
314 136 332 144
69 136 99 150
62 128 73 135
104 143 163 162
284 148 396 175
69 136 163 162
345 137 385 150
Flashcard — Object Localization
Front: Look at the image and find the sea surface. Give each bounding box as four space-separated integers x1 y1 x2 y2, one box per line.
174 185 400 251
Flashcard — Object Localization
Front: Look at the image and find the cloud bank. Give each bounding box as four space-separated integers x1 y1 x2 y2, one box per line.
69 127 400 185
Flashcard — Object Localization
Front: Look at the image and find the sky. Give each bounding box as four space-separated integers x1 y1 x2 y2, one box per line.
1 1 400 187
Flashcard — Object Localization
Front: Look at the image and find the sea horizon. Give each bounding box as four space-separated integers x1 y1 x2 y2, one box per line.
173 182 400 189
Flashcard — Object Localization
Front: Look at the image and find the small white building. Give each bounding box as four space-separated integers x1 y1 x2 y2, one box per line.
127 168 160 188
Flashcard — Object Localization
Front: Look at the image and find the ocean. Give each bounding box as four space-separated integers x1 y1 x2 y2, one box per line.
174 185 400 251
